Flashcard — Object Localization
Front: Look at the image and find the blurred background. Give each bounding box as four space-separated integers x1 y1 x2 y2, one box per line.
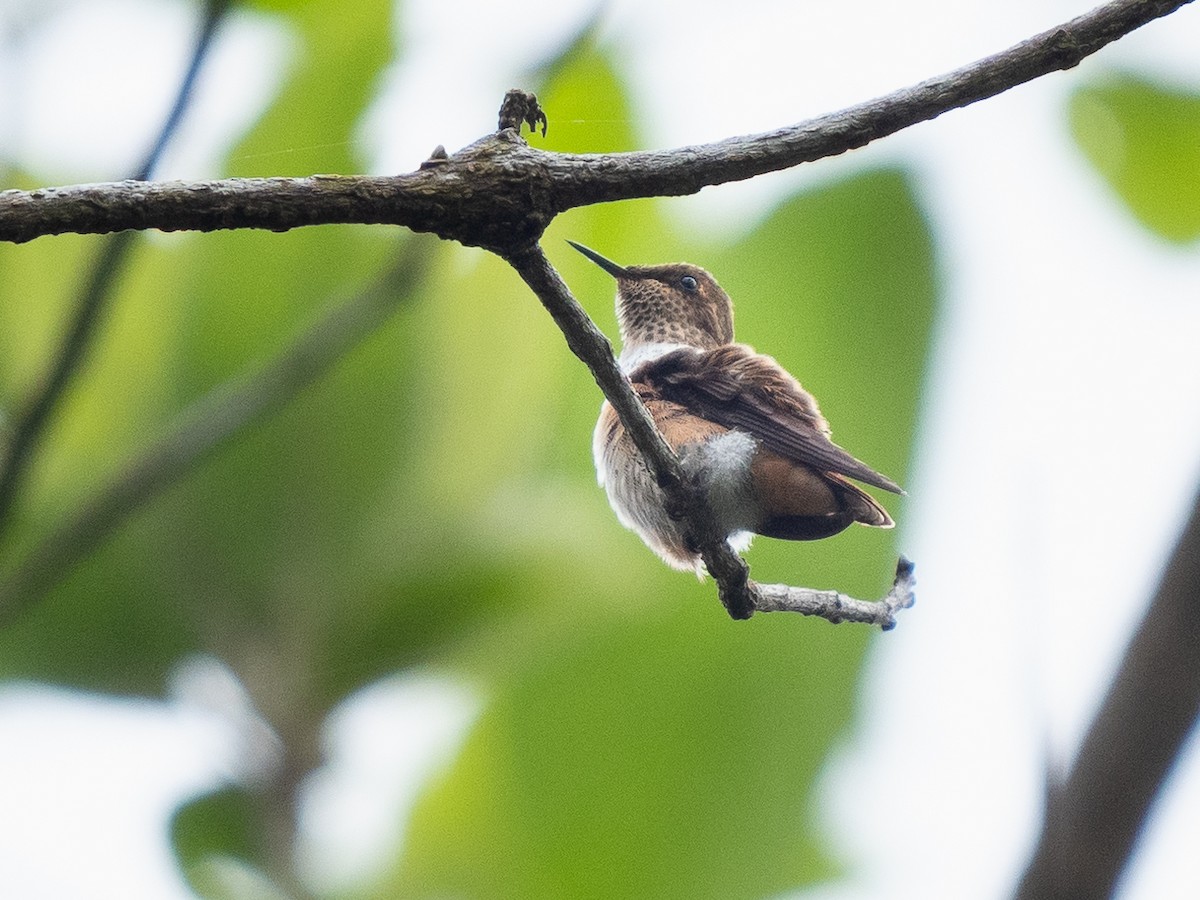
1 0 1199 897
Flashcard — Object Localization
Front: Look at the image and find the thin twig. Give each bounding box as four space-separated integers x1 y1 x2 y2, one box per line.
1014 489 1200 900
0 0 233 539
0 240 430 627
130 0 235 185
752 558 916 629
0 0 1190 248
504 243 915 626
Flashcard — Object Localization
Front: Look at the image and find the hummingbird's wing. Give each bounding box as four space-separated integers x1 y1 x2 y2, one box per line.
638 344 903 495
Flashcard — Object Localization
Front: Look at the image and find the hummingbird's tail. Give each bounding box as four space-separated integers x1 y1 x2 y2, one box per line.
756 472 894 541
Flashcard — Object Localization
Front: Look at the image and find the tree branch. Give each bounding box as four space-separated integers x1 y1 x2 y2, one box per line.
1 0 1183 622
1014 488 1200 900
504 243 916 626
0 240 431 628
0 0 1191 249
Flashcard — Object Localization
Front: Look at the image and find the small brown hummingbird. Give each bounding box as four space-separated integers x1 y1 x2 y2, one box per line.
570 241 902 574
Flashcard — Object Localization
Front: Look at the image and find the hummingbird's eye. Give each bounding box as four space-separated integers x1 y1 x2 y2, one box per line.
680 275 698 292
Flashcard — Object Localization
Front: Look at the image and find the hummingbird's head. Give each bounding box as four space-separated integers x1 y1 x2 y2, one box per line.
569 242 734 351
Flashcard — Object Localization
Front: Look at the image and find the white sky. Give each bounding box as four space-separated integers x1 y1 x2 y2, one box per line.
2 0 1200 897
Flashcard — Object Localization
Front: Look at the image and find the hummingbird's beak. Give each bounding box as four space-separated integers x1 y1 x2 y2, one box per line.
567 241 634 279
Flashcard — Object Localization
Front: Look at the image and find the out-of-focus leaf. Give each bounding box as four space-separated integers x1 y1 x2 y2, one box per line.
172 785 294 899
172 786 260 874
393 606 847 900
1070 74 1200 243
147 0 402 703
0 239 201 690
185 858 291 900
302 44 662 704
225 1 388 179
241 0 314 12
0 214 91 398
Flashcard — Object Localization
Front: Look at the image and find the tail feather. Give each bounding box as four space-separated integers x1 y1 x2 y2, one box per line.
830 473 894 529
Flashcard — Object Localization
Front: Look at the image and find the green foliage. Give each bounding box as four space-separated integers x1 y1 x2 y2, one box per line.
0 0 399 696
172 787 261 875
392 607 848 900
1070 73 1200 243
0 7 936 899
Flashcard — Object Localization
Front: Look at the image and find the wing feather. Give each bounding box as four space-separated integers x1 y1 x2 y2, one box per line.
636 345 903 494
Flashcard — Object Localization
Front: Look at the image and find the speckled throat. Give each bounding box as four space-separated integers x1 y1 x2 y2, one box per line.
566 241 735 352
615 266 734 351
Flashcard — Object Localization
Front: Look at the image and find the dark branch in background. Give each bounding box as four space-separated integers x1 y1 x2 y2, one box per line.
0 0 233 540
0 0 1190 249
0 239 431 627
1014 488 1200 900
505 244 916 626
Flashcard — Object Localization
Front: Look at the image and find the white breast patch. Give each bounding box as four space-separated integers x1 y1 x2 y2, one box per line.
617 342 693 374
681 430 760 534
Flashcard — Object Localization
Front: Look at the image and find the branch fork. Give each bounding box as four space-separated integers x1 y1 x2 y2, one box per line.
1 1 1191 251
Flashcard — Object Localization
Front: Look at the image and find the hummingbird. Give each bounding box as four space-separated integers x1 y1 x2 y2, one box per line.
569 241 902 574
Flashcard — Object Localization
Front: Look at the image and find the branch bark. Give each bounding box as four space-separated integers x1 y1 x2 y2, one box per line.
0 0 1191 250
1014 488 1200 900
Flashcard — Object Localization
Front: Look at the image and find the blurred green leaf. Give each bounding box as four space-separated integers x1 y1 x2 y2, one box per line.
0 219 91 399
240 0 315 13
172 786 260 874
0 240 200 691
296 46 660 707
226 0 390 178
1070 74 1200 243
172 785 295 899
393 607 848 900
